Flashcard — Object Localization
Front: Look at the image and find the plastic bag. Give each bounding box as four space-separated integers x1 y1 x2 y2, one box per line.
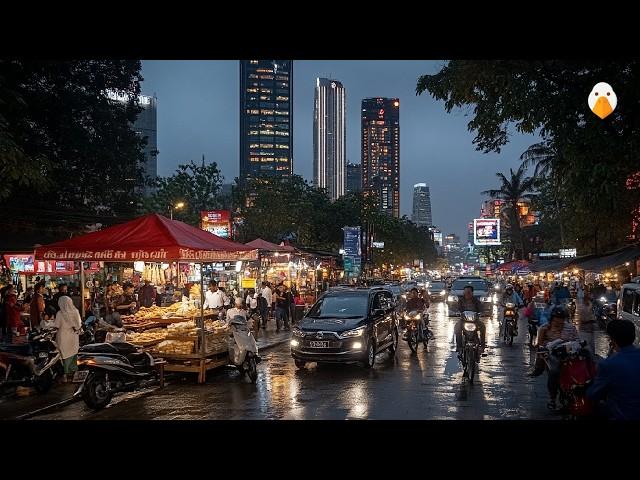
105 331 126 343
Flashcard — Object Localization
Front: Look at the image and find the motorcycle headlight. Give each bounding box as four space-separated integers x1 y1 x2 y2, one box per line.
339 326 365 339
448 295 457 302
463 322 477 332
505 302 515 308
599 297 607 302
291 328 305 338
481 296 491 302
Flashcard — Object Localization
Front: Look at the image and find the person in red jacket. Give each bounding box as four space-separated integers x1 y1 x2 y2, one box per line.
4 286 22 343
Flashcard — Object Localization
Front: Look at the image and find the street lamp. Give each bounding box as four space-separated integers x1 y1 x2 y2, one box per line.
169 202 185 220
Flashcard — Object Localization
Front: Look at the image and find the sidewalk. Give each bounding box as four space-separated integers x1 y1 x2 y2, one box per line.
0 321 291 420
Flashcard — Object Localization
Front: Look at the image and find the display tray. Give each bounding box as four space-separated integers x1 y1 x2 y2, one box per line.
123 322 162 331
127 338 164 347
152 347 228 359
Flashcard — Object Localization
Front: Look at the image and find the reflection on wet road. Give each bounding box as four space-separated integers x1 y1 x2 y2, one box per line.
22 303 606 420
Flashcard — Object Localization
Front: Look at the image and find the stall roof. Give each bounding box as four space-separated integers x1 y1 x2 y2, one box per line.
570 244 640 272
496 260 529 272
245 238 296 253
35 213 257 262
529 258 577 272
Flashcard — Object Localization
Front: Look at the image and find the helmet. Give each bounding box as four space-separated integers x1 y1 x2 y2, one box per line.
550 306 569 319
506 285 513 292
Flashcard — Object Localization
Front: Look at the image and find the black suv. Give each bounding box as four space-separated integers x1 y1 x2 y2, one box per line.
290 286 399 369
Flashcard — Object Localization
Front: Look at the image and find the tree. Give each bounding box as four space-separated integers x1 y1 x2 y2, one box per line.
417 60 640 254
482 165 536 260
143 160 224 226
0 60 146 223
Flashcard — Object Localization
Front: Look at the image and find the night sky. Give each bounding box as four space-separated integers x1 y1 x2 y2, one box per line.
141 60 539 241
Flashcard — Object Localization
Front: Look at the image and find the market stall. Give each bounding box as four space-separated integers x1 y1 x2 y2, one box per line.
35 213 257 383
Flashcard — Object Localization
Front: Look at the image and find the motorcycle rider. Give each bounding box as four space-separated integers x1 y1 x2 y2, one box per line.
404 288 426 340
587 319 640 420
454 285 486 359
529 306 580 410
500 285 523 336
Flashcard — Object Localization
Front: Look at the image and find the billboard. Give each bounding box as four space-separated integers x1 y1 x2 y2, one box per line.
473 218 501 246
201 210 232 239
343 227 361 257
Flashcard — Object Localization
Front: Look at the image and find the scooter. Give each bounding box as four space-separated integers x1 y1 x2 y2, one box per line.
73 341 158 410
228 315 261 383
459 311 484 384
0 328 63 394
502 302 518 345
403 309 432 353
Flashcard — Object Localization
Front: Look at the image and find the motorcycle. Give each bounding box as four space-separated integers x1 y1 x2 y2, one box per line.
459 310 483 384
527 302 546 346
403 309 432 353
228 315 261 383
0 328 63 394
73 341 159 410
537 339 596 419
502 302 518 345
596 302 617 327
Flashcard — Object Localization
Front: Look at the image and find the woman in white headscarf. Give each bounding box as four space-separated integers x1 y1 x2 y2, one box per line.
54 296 82 380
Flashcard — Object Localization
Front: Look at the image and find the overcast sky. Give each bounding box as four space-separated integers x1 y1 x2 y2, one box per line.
141 60 538 241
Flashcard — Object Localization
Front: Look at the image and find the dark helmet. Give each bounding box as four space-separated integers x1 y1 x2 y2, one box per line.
506 285 513 292
551 305 569 319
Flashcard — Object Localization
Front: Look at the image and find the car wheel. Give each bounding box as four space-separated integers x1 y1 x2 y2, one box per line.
363 340 376 369
388 328 398 355
294 359 306 369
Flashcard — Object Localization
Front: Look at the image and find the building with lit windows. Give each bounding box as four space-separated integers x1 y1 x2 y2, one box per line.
411 183 432 227
361 98 400 217
314 78 346 200
480 198 538 227
240 60 293 181
346 163 362 194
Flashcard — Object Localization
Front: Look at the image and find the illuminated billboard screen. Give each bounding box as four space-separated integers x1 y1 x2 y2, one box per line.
201 210 232 239
473 218 501 246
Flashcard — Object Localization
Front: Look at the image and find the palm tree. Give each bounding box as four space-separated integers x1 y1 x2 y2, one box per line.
482 164 536 260
520 140 566 247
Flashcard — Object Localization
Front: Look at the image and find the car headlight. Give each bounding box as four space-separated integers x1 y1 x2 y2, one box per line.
463 322 477 332
291 328 305 338
290 339 300 347
404 313 421 320
440 290 446 295
448 295 457 302
339 326 365 339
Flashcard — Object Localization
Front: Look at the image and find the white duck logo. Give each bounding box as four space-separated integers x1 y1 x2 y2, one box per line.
588 82 617 119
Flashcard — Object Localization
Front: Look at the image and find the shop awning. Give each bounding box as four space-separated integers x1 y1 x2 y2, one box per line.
496 260 529 272
529 258 577 272
245 238 296 253
569 244 640 272
35 213 258 262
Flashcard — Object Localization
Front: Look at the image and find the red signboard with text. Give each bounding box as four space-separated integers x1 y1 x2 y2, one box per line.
201 210 232 239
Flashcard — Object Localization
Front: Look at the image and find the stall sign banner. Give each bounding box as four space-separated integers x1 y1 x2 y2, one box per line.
559 248 577 258
343 226 361 257
201 210 232 239
5 255 35 273
473 219 501 246
344 257 354 272
372 241 385 249
242 278 256 289
538 252 560 259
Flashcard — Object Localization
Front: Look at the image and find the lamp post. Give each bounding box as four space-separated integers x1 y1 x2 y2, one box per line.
169 202 185 220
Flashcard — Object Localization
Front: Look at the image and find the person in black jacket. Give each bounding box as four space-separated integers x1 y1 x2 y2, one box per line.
454 285 486 356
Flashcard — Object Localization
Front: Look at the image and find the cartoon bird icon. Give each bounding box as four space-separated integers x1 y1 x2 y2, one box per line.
588 82 617 119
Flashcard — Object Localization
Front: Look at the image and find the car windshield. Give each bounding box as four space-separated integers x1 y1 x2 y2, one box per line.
429 282 445 290
452 280 487 292
307 295 368 318
388 286 401 295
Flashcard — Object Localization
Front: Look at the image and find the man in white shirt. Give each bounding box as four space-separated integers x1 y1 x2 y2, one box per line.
260 281 272 325
203 281 225 310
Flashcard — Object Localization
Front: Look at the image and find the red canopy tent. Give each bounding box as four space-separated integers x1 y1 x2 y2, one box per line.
497 260 530 273
35 213 257 262
245 238 296 253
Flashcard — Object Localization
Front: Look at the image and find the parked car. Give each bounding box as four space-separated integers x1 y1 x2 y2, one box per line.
290 286 399 369
446 276 493 316
619 278 640 346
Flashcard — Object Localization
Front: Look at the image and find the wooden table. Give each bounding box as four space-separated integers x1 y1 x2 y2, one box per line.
158 350 229 384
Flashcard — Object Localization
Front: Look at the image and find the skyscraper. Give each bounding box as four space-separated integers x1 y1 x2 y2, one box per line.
411 183 432 227
361 98 400 217
106 91 158 195
239 60 293 182
346 163 362 194
313 78 346 200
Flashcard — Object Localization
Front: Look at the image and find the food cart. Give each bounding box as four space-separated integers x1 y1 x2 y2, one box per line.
35 213 257 383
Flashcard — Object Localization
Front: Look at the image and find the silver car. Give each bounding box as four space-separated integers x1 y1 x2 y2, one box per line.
446 277 493 316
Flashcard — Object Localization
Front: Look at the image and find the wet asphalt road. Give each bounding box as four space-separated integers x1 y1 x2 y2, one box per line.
3 302 607 420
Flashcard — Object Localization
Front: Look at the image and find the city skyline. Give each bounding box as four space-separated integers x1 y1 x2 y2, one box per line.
140 60 538 240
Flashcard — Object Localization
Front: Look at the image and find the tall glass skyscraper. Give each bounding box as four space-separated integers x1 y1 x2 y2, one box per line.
346 163 362 194
412 183 432 227
313 78 346 200
239 60 293 182
361 98 400 218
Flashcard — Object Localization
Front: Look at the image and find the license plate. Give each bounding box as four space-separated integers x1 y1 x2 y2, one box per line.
72 371 89 383
38 352 48 358
309 341 329 348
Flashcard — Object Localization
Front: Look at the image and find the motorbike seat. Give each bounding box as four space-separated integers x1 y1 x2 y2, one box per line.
0 343 33 356
126 352 151 367
79 342 138 356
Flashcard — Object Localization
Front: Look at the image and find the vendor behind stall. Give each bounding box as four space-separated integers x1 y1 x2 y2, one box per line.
140 279 156 308
106 283 137 327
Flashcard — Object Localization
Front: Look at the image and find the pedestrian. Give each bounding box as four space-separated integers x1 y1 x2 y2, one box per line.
587 319 640 420
286 285 296 325
30 281 46 331
53 296 82 382
274 284 290 332
577 282 585 305
2 286 21 343
0 284 11 341
260 281 272 323
52 283 70 312
226 296 247 322
23 286 34 305
203 280 225 310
